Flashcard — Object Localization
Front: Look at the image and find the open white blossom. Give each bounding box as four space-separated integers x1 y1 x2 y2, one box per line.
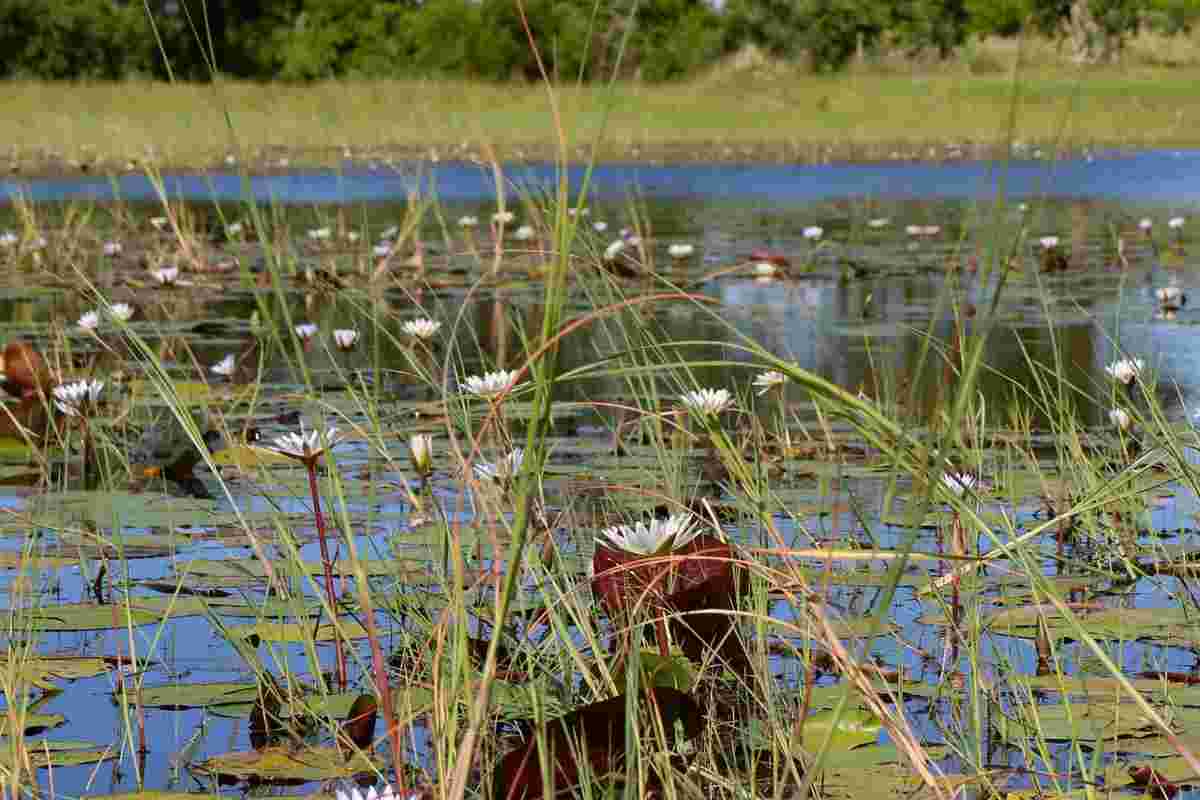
597 513 702 556
1170 217 1186 230
1139 218 1153 231
77 311 100 331
373 243 393 258
1039 236 1060 249
226 222 244 236
409 433 433 476
941 472 978 496
803 226 823 240
1105 358 1145 385
402 318 442 339
593 221 608 233
753 261 778 277
102 241 122 257
307 226 332 240
109 303 134 322
333 329 359 351
752 371 786 395
211 354 236 377
473 448 524 482
492 211 515 224
53 380 104 417
151 266 179 286
1109 407 1133 432
336 783 405 800
264 424 343 461
513 225 535 241
463 369 519 399
680 388 733 417
294 323 318 341
667 243 694 259
867 217 890 228
457 216 479 229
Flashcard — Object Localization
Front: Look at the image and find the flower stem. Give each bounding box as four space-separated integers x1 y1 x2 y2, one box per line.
306 459 347 691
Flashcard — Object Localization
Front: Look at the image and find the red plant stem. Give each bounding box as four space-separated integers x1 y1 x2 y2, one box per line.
306 460 347 691
358 580 404 791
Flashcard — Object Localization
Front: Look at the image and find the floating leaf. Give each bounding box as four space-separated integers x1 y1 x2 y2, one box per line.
23 603 162 632
230 620 373 643
137 681 260 710
193 744 379 782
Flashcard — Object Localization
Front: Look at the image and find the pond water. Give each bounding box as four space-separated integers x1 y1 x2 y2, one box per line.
0 156 1199 797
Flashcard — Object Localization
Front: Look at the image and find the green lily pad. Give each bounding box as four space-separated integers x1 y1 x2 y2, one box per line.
230 619 373 643
29 491 215 529
2 653 112 690
193 744 379 782
23 603 162 632
137 681 261 710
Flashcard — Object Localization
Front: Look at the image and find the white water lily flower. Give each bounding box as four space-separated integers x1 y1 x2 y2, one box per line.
803 226 823 240
753 261 778 277
752 371 786 395
150 266 179 286
294 323 318 341
402 318 441 339
1169 217 1185 230
457 216 479 229
264 424 343 461
1105 358 1145 385
102 241 122 257
226 221 244 236
473 448 524 482
1139 218 1153 231
513 225 535 241
463 369 520 399
598 513 702 556
53 380 103 417
667 243 694 259
941 472 978 496
109 303 134 322
593 221 608 233
492 211 515 224
77 311 100 331
867 217 890 228
603 239 626 261
409 433 433 476
333 329 359 351
307 226 332 240
336 784 405 800
149 216 168 231
373 243 392 258
1039 236 1060 249
211 354 236 377
1157 286 1186 307
680 387 733 417
1109 407 1133 432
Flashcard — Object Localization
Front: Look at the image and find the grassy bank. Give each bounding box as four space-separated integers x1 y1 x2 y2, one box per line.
3 61 1200 175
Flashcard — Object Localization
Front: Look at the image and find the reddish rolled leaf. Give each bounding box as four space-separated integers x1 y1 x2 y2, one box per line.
592 534 749 672
1128 765 1178 799
496 687 701 800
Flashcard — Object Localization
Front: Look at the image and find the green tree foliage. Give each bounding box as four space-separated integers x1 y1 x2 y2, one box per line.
724 0 887 70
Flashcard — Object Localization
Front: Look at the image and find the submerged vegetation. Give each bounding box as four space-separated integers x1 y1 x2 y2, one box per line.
0 176 1196 799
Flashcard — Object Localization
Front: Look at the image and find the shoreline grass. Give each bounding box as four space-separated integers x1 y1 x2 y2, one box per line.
4 65 1200 176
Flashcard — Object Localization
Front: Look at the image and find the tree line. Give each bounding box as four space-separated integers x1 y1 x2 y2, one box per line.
1 0 1198 82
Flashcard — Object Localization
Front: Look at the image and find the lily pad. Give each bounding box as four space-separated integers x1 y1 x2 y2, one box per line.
24 603 162 632
193 744 379 782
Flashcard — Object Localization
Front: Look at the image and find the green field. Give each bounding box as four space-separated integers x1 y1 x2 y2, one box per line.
5 64 1200 174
